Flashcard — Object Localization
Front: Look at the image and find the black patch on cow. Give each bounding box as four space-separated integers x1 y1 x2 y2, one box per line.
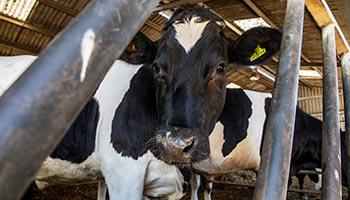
263 97 350 187
111 65 158 159
218 89 252 157
263 97 323 175
178 167 192 194
50 98 99 163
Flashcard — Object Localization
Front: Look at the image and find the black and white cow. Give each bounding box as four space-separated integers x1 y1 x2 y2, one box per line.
3 5 282 200
191 85 347 200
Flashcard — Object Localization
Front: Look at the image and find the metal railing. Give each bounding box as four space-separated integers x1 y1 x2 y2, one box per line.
254 0 345 199
253 0 305 199
0 0 158 199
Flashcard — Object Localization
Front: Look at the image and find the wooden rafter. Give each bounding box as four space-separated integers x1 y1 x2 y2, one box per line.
0 15 56 37
154 0 212 11
0 37 39 54
145 21 163 32
0 0 80 39
305 0 350 55
37 0 79 16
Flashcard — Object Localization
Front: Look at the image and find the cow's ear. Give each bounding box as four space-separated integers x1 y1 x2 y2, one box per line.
120 32 157 64
228 27 281 65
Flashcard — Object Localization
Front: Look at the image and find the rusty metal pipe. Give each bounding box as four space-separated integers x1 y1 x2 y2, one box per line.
322 24 342 200
0 0 158 199
253 0 304 199
341 52 350 199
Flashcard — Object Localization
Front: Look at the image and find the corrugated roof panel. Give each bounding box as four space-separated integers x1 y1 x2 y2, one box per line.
16 29 50 49
51 0 79 8
0 20 21 41
74 0 90 11
10 47 35 55
0 44 13 56
0 0 37 21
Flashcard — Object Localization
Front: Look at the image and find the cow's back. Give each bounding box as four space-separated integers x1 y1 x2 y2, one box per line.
36 60 143 186
0 55 36 96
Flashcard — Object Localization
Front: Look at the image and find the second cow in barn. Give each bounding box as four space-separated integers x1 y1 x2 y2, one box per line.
191 86 347 200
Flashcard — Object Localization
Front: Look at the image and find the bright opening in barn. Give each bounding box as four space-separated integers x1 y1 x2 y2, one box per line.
299 69 322 78
0 0 37 21
234 17 270 31
159 11 172 20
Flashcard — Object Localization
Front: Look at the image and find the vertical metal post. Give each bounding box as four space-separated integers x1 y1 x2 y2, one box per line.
0 0 158 199
342 52 350 200
253 0 304 199
322 24 342 200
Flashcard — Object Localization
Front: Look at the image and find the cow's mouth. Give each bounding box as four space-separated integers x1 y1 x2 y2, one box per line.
155 128 198 166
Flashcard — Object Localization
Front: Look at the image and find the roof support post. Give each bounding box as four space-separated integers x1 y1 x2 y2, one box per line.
322 23 342 200
253 0 304 199
342 52 350 200
0 0 158 199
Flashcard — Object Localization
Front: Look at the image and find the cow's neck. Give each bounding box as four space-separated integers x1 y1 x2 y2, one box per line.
110 65 158 159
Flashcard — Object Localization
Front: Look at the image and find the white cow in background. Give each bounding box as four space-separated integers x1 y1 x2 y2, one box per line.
0 55 36 96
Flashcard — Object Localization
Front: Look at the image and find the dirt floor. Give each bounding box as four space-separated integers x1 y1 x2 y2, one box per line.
26 171 347 200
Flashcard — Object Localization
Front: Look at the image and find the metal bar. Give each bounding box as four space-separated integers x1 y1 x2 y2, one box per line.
321 24 342 200
253 0 304 199
0 0 158 199
341 52 350 199
215 181 324 195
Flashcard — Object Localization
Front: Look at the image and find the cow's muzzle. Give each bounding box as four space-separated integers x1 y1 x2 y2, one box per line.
156 127 197 165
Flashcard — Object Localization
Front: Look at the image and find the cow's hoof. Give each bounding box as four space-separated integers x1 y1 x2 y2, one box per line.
301 193 310 200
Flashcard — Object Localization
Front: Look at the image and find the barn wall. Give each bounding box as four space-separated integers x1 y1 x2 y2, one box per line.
298 86 345 130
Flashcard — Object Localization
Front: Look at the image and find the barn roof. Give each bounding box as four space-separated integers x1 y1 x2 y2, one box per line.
0 0 349 92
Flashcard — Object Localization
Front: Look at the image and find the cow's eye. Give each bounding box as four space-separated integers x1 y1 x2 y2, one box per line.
216 63 226 73
152 63 161 74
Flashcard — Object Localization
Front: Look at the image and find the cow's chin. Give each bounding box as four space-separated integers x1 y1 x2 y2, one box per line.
163 158 192 168
157 151 209 168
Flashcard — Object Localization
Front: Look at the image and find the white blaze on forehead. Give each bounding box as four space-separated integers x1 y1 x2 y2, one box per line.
174 17 210 53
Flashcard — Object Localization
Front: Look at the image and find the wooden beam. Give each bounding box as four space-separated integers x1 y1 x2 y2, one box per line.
154 0 212 11
305 0 332 27
0 38 39 54
37 0 79 16
0 15 56 37
265 61 341 67
242 0 278 29
145 21 163 32
305 0 350 54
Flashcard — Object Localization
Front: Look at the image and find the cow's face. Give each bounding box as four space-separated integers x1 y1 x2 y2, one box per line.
152 5 281 165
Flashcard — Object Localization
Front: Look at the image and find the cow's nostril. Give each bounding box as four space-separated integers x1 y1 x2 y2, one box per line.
182 137 194 153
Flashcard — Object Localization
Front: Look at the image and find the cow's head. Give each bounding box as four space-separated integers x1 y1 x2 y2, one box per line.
152 5 281 165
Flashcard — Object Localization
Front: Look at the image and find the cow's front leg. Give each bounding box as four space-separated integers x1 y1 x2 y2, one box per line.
99 146 149 200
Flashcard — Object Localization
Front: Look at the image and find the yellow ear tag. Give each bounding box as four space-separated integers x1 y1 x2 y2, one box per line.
249 45 266 62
